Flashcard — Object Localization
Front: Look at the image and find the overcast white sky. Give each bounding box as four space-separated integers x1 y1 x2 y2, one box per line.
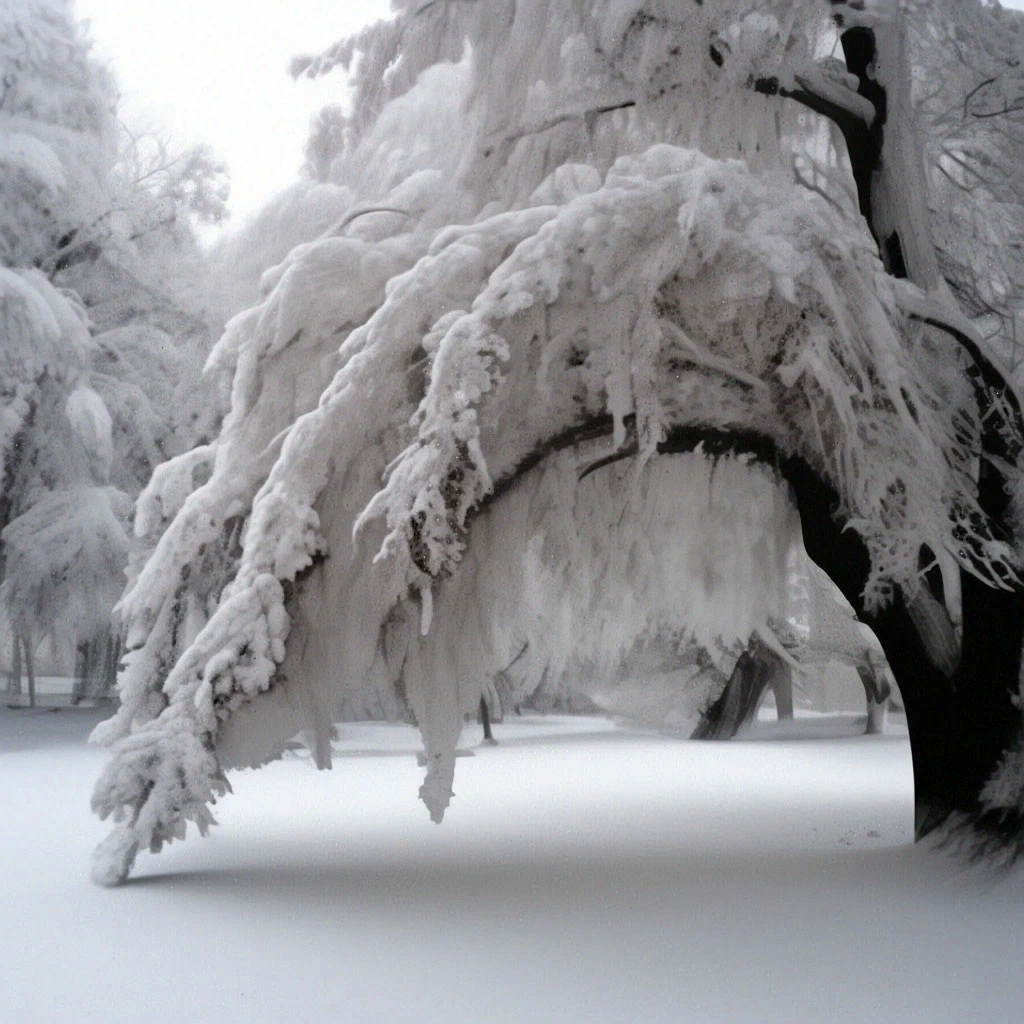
76 0 389 227
76 0 1024 233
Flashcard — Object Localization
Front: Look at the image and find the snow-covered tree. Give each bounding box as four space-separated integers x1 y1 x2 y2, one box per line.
0 0 117 269
2 0 223 436
0 268 130 704
1 1 224 702
92 0 1024 884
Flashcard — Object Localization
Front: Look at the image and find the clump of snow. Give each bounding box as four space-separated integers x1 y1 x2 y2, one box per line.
1 486 131 644
0 130 66 192
1 268 91 468
65 386 114 482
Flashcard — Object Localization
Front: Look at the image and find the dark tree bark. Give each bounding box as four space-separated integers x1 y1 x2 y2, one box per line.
782 449 1023 843
691 638 792 740
7 632 22 698
486 420 1024 847
22 630 35 710
72 639 90 705
755 9 1024 844
478 695 494 743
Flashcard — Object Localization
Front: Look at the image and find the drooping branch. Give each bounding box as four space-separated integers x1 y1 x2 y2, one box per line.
895 283 1024 496
491 99 638 152
908 312 1022 431
477 417 785 524
962 76 998 119
971 100 1024 120
335 206 410 234
753 40 885 251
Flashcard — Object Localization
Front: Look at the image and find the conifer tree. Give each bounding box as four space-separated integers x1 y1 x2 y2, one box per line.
1 1 223 703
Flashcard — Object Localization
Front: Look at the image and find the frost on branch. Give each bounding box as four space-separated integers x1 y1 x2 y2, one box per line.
91 3 1024 882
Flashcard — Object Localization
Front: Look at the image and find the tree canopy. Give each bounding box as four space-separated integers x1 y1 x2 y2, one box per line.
90 0 1024 884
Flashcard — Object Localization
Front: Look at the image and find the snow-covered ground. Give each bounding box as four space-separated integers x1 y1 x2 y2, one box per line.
2 705 1022 1023
3 676 100 705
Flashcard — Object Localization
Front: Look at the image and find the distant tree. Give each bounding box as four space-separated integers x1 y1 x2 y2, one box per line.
0 0 117 269
0 268 129 704
92 0 1024 885
1 0 224 702
47 123 228 329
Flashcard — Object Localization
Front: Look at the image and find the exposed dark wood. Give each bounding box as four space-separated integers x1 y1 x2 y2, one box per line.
692 639 792 740
479 419 1024 849
23 630 35 710
781 446 1023 843
478 696 494 743
747 13 1024 845
7 630 22 697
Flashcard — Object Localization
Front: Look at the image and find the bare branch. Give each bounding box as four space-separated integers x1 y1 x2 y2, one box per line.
971 100 1024 120
963 76 997 119
496 98 637 148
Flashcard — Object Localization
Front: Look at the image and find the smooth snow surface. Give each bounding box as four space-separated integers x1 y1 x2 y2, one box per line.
4 706 1024 1023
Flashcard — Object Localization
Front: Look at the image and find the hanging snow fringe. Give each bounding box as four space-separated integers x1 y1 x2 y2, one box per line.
90 6 1022 882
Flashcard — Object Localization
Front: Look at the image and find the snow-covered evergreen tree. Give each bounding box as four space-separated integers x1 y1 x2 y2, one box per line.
92 0 1024 884
0 0 117 268
0 267 129 703
1 1 224 703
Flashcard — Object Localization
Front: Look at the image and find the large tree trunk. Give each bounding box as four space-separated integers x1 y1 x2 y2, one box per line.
783 453 1024 842
22 631 36 710
692 638 792 740
7 632 22 698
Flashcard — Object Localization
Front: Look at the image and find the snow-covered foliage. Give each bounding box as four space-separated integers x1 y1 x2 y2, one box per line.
91 0 1024 882
0 268 131 665
0 0 116 268
205 182 354 324
88 324 215 497
1 486 130 641
911 0 1024 373
1 267 92 485
0 268 87 472
2 0 224 393
1 2 221 685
